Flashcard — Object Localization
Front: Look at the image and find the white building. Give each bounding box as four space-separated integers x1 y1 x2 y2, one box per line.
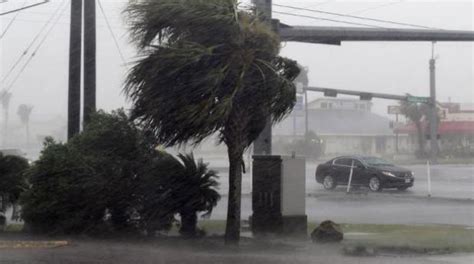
273 98 401 157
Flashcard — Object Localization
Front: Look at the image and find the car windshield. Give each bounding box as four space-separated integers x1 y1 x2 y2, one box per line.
361 157 394 166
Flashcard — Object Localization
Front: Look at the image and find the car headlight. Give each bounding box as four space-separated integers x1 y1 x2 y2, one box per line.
382 171 396 177
410 171 415 177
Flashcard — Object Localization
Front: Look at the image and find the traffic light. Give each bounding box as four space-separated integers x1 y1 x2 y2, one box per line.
360 93 373 101
324 89 337 97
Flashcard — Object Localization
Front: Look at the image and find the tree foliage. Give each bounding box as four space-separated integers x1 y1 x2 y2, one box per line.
400 100 429 157
0 153 28 213
21 110 150 235
20 110 220 236
124 0 299 243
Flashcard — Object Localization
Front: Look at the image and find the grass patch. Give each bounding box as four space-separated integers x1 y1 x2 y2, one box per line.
200 220 474 253
3 224 24 233
339 223 474 253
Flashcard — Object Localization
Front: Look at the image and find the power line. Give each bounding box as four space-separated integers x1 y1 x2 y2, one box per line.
1 0 66 85
273 10 385 28
3 0 69 93
273 3 438 30
0 0 50 16
97 0 127 65
0 0 27 40
349 1 404 15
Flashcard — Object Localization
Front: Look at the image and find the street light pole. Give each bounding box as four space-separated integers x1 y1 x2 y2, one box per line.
253 0 273 155
429 42 439 163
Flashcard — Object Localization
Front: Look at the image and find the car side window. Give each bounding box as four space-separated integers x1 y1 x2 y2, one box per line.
334 158 352 166
353 159 363 168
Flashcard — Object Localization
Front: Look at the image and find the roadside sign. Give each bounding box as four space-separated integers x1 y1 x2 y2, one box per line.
407 95 430 104
294 95 304 111
295 83 305 94
387 105 401 115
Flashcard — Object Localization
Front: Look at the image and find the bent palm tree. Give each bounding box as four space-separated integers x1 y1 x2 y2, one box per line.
124 0 299 243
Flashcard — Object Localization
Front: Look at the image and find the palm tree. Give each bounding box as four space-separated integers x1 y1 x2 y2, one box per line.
400 100 429 157
124 0 299 244
17 104 34 146
174 153 220 237
0 91 12 146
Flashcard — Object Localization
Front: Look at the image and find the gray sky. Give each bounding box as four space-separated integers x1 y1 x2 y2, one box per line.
0 0 473 125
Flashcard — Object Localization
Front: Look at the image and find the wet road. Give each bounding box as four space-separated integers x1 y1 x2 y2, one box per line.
210 162 474 226
214 162 474 200
211 193 474 226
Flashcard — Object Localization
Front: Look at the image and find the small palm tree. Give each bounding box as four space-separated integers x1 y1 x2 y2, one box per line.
400 100 429 157
17 104 34 145
174 153 220 237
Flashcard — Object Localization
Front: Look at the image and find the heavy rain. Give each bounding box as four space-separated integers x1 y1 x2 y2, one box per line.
0 0 473 263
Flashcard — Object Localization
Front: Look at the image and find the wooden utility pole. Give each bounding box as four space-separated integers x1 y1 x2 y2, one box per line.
68 0 82 139
83 0 96 125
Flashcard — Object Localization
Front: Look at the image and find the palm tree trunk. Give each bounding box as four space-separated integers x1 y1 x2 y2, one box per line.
2 110 8 146
225 142 244 244
26 122 30 146
11 203 18 221
179 210 197 237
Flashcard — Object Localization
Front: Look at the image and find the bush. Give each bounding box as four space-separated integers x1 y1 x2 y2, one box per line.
21 110 158 235
0 153 29 215
20 109 220 237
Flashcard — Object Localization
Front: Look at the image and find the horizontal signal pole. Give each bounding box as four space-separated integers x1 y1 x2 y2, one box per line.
280 26 474 45
305 86 417 102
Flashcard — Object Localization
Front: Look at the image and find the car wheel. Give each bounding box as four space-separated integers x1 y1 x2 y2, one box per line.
368 176 382 192
397 186 409 191
323 175 336 190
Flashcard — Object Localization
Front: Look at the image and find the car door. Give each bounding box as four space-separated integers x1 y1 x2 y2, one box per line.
332 158 352 185
351 159 367 185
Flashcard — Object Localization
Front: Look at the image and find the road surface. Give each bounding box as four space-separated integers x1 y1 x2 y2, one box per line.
213 163 474 200
209 162 474 226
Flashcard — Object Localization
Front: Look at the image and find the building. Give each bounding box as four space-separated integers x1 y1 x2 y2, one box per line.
273 98 400 157
395 102 474 155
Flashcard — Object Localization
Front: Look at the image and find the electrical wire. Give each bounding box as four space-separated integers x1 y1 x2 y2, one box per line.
1 0 66 85
0 0 50 16
273 3 438 30
349 1 404 15
0 0 28 40
273 10 385 28
97 0 127 65
3 0 69 93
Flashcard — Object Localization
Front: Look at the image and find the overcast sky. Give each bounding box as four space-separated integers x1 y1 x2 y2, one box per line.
0 0 473 124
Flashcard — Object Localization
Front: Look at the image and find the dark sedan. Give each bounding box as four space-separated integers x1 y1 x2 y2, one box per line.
315 155 414 192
